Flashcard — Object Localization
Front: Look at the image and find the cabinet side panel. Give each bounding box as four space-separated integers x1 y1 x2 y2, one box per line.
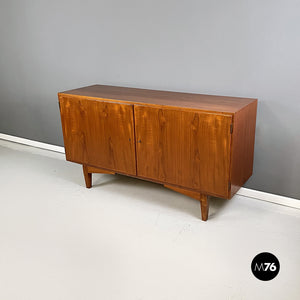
230 100 257 197
135 106 232 198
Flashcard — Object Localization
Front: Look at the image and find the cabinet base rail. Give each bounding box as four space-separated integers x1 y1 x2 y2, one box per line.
82 164 209 221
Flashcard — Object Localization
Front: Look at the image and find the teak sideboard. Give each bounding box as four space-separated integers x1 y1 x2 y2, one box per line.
58 85 257 221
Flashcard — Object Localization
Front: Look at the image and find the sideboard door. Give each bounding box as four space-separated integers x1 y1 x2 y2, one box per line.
134 106 232 198
59 96 136 175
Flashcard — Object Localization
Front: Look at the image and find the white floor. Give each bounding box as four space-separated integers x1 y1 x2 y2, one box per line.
0 139 299 300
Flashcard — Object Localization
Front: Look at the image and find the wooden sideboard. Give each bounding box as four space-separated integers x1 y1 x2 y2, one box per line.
58 85 257 221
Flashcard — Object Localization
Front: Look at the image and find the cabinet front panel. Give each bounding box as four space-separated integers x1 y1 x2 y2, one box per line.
59 96 136 175
134 106 232 197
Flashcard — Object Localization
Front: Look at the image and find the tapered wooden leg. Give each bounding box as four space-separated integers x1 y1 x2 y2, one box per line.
200 194 209 221
82 165 115 188
83 165 92 188
164 184 210 221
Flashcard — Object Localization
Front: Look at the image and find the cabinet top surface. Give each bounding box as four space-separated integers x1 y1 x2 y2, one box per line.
59 85 257 113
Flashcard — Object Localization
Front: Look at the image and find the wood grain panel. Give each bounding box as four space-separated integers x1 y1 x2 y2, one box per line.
59 85 256 114
230 100 258 197
135 106 232 197
59 95 136 175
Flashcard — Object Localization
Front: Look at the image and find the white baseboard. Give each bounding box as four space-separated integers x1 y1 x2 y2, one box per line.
0 133 65 153
0 133 299 209
237 187 300 209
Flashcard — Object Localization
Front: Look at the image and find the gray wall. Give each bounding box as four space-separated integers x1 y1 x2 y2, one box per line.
1 0 300 199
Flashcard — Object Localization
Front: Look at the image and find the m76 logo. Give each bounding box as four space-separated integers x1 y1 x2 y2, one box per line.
254 262 277 272
251 252 280 281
